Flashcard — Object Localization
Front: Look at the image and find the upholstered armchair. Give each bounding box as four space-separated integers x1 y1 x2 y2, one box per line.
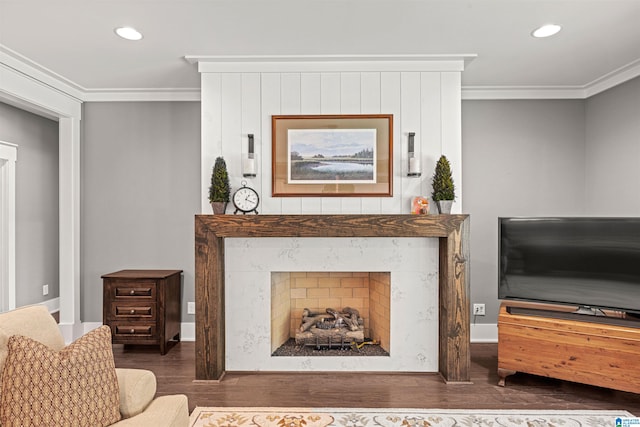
0 305 189 426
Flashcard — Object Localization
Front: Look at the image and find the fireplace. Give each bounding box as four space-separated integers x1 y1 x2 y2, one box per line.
225 237 436 372
195 214 470 382
271 272 391 354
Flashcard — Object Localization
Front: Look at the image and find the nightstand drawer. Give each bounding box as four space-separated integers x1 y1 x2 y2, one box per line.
112 282 157 299
111 303 156 319
113 323 156 338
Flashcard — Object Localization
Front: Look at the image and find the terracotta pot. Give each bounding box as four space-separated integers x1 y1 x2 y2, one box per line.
210 202 227 215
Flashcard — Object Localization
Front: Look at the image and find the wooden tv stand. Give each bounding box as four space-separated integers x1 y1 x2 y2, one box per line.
497 301 640 394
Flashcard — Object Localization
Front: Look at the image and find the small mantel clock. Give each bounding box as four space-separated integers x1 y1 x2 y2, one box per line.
232 181 259 215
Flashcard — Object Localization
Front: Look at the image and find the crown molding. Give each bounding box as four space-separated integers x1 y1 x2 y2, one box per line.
185 54 477 73
0 50 82 119
0 44 201 105
82 89 201 102
2 48 639 102
463 58 640 100
583 58 640 98
0 45 84 102
462 86 586 100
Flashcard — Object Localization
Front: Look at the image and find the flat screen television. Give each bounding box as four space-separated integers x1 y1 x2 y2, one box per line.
499 217 640 316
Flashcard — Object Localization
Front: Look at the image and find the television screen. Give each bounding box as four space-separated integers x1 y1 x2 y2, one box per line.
499 217 640 315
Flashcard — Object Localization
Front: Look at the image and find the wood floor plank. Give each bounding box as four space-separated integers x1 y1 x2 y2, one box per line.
112 342 640 414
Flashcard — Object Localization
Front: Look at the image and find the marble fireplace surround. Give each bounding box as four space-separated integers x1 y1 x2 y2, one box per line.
195 214 470 383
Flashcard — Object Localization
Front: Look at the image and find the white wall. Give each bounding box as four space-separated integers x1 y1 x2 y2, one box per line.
200 65 463 215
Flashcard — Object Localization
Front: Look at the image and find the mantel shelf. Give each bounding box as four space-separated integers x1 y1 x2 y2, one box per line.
194 214 471 383
196 214 467 238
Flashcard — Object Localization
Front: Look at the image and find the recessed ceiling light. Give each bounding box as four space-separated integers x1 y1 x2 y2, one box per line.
532 24 562 38
115 27 143 41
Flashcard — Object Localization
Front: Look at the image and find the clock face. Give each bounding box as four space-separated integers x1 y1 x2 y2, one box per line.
233 186 259 213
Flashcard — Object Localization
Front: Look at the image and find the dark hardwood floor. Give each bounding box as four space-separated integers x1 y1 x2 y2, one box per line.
112 342 640 414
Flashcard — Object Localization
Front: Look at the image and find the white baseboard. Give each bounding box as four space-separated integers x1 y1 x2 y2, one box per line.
69 321 493 344
41 297 60 314
181 322 195 341
83 321 103 334
471 323 498 343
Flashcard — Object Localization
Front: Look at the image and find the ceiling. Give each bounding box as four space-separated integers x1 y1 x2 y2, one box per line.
1 0 640 97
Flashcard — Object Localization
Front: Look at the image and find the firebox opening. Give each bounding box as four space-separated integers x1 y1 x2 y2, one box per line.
271 272 391 356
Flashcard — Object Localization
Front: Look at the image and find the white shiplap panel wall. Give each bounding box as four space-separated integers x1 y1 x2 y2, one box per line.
401 72 422 214
320 73 343 214
201 73 222 213
361 72 381 114
281 73 303 214
260 73 281 214
441 72 462 214
241 73 262 211
221 74 242 193
421 72 442 198
301 73 321 115
320 73 341 114
361 72 383 214
281 73 301 115
341 73 361 114
340 72 363 214
380 72 402 214
200 65 462 216
300 73 323 213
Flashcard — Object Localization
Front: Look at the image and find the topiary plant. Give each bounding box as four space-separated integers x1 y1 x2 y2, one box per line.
209 157 230 213
431 155 455 201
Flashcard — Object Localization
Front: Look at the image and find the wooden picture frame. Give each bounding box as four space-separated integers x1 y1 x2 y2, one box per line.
272 114 393 197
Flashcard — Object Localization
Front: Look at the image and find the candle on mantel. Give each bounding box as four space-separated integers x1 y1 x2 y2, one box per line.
243 157 256 176
409 157 421 175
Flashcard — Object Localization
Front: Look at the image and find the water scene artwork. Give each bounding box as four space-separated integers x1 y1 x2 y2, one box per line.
287 128 377 184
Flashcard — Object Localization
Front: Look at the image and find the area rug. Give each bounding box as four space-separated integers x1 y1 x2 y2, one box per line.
189 407 637 427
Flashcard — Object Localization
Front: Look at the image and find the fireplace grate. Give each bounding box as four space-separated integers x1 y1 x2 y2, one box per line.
272 338 389 356
295 307 365 350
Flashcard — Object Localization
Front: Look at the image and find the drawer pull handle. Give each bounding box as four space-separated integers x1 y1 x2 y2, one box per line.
130 329 135 334
130 290 135 295
130 309 136 314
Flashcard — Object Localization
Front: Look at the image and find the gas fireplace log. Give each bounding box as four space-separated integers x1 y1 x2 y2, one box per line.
300 308 326 332
300 308 365 332
299 315 328 332
326 308 347 328
342 307 359 318
341 307 361 331
302 308 321 318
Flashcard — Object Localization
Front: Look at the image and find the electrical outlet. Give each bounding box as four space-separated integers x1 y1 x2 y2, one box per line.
473 303 485 316
187 302 196 315
43 284 49 296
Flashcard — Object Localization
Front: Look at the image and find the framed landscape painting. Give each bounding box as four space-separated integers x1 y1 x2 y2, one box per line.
272 114 393 197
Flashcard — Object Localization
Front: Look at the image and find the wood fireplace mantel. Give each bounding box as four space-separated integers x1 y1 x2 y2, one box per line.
195 214 470 383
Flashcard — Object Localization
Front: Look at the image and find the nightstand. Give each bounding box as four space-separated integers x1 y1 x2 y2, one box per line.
102 269 182 355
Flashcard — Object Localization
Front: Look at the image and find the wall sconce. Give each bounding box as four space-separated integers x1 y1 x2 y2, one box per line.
243 134 257 178
407 132 421 177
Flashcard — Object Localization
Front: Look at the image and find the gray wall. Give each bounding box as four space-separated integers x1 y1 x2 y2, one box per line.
585 76 640 215
0 102 59 307
461 100 587 323
81 102 200 322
